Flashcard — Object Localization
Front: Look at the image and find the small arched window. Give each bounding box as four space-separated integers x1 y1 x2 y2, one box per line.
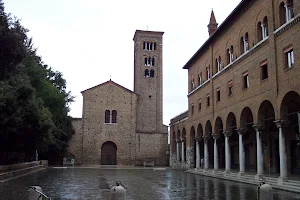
240 36 244 55
112 110 117 123
150 69 155 77
145 69 149 77
279 2 286 25
105 110 110 123
152 57 155 66
227 49 230 65
245 33 249 51
144 57 147 66
263 17 268 37
154 42 157 50
257 21 262 42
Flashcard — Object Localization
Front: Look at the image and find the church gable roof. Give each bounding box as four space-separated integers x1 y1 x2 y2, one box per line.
81 80 137 95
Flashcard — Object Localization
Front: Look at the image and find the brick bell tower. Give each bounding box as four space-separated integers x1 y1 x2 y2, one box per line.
133 30 168 166
133 30 164 134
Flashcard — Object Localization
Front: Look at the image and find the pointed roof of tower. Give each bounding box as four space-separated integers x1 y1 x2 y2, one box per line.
209 9 217 24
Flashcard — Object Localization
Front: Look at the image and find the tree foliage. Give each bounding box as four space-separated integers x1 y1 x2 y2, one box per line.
0 1 74 164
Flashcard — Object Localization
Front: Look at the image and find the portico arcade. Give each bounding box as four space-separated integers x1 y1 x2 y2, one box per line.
170 90 300 181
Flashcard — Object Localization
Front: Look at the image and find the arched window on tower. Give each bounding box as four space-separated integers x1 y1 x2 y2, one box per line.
149 43 153 50
227 48 230 65
112 110 117 123
105 110 110 123
145 69 150 77
154 42 157 50
143 41 146 50
152 57 155 66
148 57 151 66
150 69 155 77
144 57 148 66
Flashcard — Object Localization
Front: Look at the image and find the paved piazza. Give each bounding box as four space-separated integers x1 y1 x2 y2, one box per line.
1 168 300 199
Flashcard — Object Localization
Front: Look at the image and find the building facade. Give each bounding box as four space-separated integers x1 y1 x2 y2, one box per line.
170 0 300 183
68 30 168 166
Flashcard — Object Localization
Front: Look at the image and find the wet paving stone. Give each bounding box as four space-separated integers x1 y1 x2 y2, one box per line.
0 168 300 199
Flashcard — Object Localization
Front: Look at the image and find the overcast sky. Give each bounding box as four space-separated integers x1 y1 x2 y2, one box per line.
4 0 241 126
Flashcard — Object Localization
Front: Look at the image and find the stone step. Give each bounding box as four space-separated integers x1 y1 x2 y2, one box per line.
0 165 44 182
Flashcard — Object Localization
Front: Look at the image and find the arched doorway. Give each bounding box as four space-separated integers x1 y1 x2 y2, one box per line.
101 141 117 165
215 116 225 169
190 126 196 168
257 100 279 173
280 91 300 174
240 107 256 172
226 112 239 170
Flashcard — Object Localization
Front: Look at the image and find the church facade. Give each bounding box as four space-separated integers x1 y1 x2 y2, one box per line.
68 30 168 166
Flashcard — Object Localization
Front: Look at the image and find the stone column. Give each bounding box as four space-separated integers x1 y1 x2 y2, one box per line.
212 133 220 172
237 128 246 177
176 140 180 162
253 124 263 180
284 4 290 22
203 135 210 170
223 131 232 175
274 120 288 184
261 24 265 39
181 138 185 163
195 137 201 169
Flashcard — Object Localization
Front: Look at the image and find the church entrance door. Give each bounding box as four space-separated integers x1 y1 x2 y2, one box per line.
101 141 117 165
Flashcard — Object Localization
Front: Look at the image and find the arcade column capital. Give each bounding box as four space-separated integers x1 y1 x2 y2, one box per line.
223 131 232 137
274 120 288 128
236 128 247 135
180 137 186 142
211 133 220 139
195 136 202 142
202 134 211 142
252 124 263 132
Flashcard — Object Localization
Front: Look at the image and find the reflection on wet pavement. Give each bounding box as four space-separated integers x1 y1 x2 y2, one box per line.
1 168 300 200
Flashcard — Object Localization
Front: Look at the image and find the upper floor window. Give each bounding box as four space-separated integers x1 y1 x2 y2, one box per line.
145 69 150 77
216 88 221 102
144 57 155 66
262 17 268 38
261 61 268 80
206 67 210 80
198 99 202 111
280 1 294 25
150 69 155 77
105 110 110 123
199 73 203 85
105 110 117 123
143 41 157 51
228 81 233 96
112 110 117 123
243 71 249 89
216 56 222 73
240 33 249 55
145 69 155 77
191 104 194 115
285 47 294 69
207 94 210 107
227 46 234 65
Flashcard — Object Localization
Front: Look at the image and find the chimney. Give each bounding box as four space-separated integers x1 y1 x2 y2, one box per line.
207 9 218 36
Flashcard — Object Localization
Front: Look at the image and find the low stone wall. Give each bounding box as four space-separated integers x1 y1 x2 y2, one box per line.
0 161 40 173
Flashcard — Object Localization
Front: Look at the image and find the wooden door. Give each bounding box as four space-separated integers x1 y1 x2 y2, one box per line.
101 141 117 165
